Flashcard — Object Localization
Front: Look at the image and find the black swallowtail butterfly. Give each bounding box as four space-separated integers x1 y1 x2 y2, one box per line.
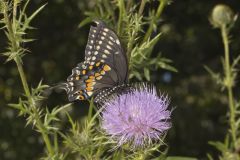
64 20 129 103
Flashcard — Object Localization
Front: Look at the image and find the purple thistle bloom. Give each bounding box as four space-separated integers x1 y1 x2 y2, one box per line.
101 85 171 148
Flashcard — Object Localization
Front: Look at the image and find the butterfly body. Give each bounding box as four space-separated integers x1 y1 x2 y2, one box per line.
65 20 128 103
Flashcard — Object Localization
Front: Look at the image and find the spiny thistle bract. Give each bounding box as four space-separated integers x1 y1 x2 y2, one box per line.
101 84 171 148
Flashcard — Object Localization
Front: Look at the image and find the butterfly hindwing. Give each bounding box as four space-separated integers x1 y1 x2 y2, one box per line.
66 20 128 102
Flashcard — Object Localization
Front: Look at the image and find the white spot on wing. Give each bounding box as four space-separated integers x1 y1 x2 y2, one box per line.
110 36 114 41
104 50 110 54
92 56 96 60
102 54 107 58
104 28 109 32
106 45 112 50
76 70 80 75
116 39 120 45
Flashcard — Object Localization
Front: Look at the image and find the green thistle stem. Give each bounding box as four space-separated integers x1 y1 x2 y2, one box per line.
87 99 94 122
138 0 146 15
3 1 55 156
143 0 166 42
221 25 237 149
126 0 133 11
117 0 126 35
15 57 31 97
14 34 55 158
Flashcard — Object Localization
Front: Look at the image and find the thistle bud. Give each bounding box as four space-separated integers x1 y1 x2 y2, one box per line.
210 4 237 29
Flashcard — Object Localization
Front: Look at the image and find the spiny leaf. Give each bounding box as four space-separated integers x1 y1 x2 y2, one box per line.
28 3 47 22
209 141 228 153
204 65 223 86
144 67 150 81
78 17 93 29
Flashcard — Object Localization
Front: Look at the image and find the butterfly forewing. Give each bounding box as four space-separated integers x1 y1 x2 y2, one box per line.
66 21 128 102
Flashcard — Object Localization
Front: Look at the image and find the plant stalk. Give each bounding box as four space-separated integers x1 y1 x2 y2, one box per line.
138 0 146 15
221 25 237 149
142 0 166 42
87 99 94 122
117 0 126 35
14 49 55 157
4 1 55 156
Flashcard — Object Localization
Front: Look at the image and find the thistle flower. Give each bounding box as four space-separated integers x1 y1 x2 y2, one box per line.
101 84 171 148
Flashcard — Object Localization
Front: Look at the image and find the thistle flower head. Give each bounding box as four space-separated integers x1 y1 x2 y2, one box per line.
101 84 171 148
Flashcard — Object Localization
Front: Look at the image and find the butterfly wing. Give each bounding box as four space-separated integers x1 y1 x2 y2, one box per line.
66 20 128 101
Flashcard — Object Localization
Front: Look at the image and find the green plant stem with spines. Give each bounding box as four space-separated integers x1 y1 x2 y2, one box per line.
15 37 55 158
143 0 167 43
138 0 147 15
3 1 55 156
117 0 126 35
221 25 237 150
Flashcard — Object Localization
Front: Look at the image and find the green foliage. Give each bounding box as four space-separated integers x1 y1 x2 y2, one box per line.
208 136 239 160
0 0 46 62
1 0 63 158
129 33 177 80
206 4 240 160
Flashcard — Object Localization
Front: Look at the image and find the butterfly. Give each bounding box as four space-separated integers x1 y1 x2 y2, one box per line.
64 20 129 103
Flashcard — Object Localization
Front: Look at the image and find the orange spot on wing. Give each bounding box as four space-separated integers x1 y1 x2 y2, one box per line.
96 76 103 80
82 70 86 75
96 62 101 66
86 79 94 83
103 65 111 71
95 73 101 77
86 87 93 91
89 65 93 70
76 76 80 80
87 83 93 87
89 75 95 79
78 95 85 100
87 82 96 87
100 71 105 75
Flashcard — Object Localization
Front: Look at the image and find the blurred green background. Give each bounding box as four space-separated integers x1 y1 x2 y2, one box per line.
0 0 240 159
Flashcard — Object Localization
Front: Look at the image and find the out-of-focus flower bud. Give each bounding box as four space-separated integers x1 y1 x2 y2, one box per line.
210 4 237 29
